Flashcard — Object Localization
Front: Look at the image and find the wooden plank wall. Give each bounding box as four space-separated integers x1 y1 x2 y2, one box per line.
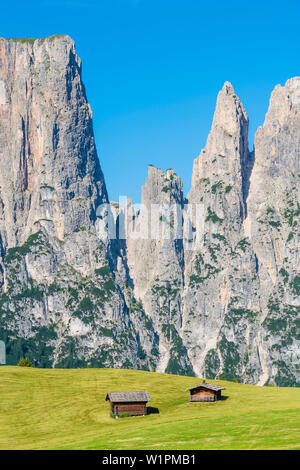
190 387 218 402
191 388 215 397
111 402 147 416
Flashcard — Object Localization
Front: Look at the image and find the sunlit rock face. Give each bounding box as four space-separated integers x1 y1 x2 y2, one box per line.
181 82 263 384
245 78 300 386
127 80 299 386
0 36 158 370
0 35 298 385
126 166 194 375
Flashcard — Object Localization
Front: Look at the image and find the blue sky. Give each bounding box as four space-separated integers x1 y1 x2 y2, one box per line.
2 0 300 201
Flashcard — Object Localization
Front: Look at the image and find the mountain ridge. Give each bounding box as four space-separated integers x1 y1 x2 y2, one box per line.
0 36 299 386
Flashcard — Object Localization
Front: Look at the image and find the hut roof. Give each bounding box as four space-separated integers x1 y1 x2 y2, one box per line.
105 391 151 403
185 383 225 392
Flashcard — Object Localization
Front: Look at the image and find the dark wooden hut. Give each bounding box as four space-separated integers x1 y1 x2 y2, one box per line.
105 391 151 417
185 380 224 402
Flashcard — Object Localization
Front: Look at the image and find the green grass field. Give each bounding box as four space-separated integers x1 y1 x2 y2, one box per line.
0 366 299 450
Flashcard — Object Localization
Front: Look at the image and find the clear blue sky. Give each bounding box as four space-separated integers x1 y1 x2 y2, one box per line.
2 0 300 201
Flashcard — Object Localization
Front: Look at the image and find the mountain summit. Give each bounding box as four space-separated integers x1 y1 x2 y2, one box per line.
0 37 299 386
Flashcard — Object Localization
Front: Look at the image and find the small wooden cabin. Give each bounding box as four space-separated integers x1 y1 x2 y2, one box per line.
185 380 224 402
105 391 151 417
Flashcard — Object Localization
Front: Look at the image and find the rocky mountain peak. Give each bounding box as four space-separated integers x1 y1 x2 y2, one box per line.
0 35 158 372
189 82 250 220
141 165 183 207
0 38 299 386
261 77 300 132
0 35 108 248
210 81 248 133
222 80 235 94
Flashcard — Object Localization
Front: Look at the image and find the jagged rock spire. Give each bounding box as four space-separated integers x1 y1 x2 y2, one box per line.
126 165 194 375
0 37 299 386
0 36 157 372
190 82 250 219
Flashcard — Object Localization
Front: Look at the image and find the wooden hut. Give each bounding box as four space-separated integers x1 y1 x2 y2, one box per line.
105 391 151 417
185 380 224 402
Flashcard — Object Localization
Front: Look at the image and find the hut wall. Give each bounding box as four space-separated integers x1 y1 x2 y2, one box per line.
113 402 147 416
190 388 217 402
192 388 215 397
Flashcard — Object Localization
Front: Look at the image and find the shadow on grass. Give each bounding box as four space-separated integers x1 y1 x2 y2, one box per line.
220 395 229 401
147 406 160 415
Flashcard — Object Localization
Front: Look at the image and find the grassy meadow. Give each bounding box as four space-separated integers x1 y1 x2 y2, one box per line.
0 366 299 450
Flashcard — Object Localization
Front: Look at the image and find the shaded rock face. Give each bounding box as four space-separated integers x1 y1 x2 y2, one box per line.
0 36 298 385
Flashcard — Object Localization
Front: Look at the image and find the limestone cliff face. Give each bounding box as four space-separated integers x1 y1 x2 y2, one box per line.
245 78 300 385
183 79 298 386
0 36 298 385
0 36 107 248
127 80 299 386
0 36 157 369
126 166 194 375
190 81 250 217
181 83 263 384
